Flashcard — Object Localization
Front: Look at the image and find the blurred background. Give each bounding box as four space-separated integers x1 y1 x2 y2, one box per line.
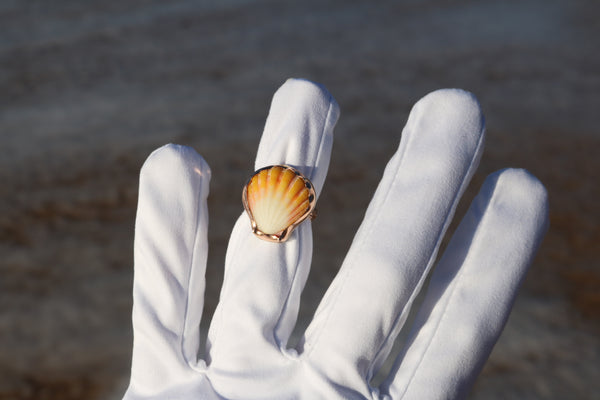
0 0 598 398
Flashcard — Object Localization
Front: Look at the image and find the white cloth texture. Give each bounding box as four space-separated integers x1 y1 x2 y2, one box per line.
123 78 549 400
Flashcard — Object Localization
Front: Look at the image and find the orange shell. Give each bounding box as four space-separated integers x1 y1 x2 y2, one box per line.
242 165 316 242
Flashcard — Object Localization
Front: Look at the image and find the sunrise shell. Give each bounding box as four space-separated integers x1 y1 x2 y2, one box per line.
243 165 316 242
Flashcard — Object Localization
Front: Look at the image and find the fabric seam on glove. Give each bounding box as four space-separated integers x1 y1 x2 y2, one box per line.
368 127 485 383
274 96 338 354
180 146 209 372
393 164 495 399
301 107 417 361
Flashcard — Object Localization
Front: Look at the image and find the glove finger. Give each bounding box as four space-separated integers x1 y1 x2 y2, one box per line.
127 144 210 394
206 79 339 373
302 89 485 389
381 169 549 399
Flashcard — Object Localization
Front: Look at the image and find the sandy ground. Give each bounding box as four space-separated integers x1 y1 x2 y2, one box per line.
0 0 598 399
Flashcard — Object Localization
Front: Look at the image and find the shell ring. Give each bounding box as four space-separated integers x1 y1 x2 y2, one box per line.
242 165 316 242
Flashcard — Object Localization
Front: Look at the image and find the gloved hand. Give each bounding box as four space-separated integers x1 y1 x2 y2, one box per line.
123 79 548 399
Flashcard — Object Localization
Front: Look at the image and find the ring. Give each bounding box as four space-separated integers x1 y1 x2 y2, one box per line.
242 165 316 242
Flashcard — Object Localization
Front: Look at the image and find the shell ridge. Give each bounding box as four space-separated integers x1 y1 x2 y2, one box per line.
288 180 309 205
247 177 258 215
288 200 311 225
268 173 302 231
264 167 286 233
270 167 288 228
260 169 273 231
283 180 309 224
264 167 277 226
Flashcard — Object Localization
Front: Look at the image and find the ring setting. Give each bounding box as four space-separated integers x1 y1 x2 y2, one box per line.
242 165 316 242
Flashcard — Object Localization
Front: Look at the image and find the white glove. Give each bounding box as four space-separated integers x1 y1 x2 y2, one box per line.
123 79 548 399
